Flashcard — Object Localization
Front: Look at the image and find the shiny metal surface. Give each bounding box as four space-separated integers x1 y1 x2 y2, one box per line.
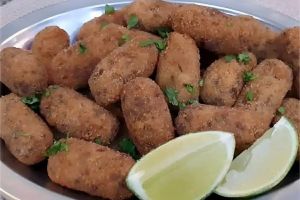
0 0 299 199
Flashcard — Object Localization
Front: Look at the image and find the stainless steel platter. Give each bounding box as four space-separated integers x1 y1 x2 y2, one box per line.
0 0 299 199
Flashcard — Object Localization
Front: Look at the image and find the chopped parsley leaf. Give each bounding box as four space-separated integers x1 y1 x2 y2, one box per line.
224 55 236 63
156 27 171 38
164 88 179 106
94 138 102 145
12 131 31 138
79 43 87 54
118 138 139 160
243 72 256 83
118 34 131 46
246 91 254 102
21 93 42 112
187 99 199 105
127 15 139 29
139 39 167 52
277 107 285 115
237 52 251 64
104 4 115 15
100 21 109 29
184 84 194 94
199 79 204 87
45 140 68 157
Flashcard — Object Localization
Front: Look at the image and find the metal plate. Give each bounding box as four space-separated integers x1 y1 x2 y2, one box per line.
0 0 299 199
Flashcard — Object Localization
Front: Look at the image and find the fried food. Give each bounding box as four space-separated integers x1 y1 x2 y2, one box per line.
235 59 293 118
121 77 175 155
156 32 200 103
0 47 48 96
201 52 257 106
89 35 159 106
47 138 134 200
0 93 53 165
171 5 277 55
175 104 271 153
77 7 128 40
40 86 119 144
32 26 70 81
125 0 178 31
50 24 127 89
273 98 300 160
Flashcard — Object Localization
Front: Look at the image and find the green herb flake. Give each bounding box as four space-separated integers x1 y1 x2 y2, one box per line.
184 84 195 94
199 79 204 87
118 34 131 46
21 93 42 112
277 107 285 115
100 21 109 29
118 138 139 160
79 43 87 54
104 4 115 15
178 102 187 110
94 138 101 145
186 99 199 105
224 55 236 63
127 15 139 29
243 72 256 83
246 91 254 102
45 140 68 157
139 39 167 52
164 88 179 106
237 52 251 64
12 131 31 138
156 27 171 38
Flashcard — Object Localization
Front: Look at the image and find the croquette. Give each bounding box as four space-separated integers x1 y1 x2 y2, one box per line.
121 77 175 155
235 59 293 119
171 5 277 55
125 0 178 31
175 104 271 153
50 24 128 89
40 86 119 144
89 35 159 106
273 98 300 160
0 93 53 165
47 138 134 200
0 47 48 96
156 32 200 103
32 26 70 82
201 52 257 106
77 7 128 40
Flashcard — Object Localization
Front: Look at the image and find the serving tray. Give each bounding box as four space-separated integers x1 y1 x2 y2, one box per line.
0 0 299 199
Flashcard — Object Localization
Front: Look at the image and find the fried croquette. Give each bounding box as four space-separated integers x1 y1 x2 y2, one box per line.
77 7 128 40
125 0 178 31
121 77 175 155
235 59 293 117
0 47 48 96
40 86 119 144
273 98 300 160
201 52 257 106
171 5 277 55
50 24 128 89
89 35 159 106
0 93 53 165
32 26 70 81
156 32 200 103
175 104 271 153
47 138 134 200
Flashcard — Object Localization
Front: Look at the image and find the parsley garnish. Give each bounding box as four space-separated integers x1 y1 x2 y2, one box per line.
237 52 251 64
277 107 285 115
164 88 179 106
139 39 167 52
243 72 256 83
100 21 109 29
12 131 31 138
199 79 204 87
156 27 171 38
104 4 115 15
45 140 68 157
21 93 42 112
119 138 139 160
225 55 236 63
79 43 87 54
118 34 131 46
187 99 199 105
246 91 254 102
127 15 139 29
184 84 194 94
94 138 101 145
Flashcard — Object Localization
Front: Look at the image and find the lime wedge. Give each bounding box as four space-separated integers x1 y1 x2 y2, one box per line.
126 131 235 200
215 117 299 197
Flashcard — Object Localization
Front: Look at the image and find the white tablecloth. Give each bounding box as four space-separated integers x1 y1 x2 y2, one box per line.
0 0 299 28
